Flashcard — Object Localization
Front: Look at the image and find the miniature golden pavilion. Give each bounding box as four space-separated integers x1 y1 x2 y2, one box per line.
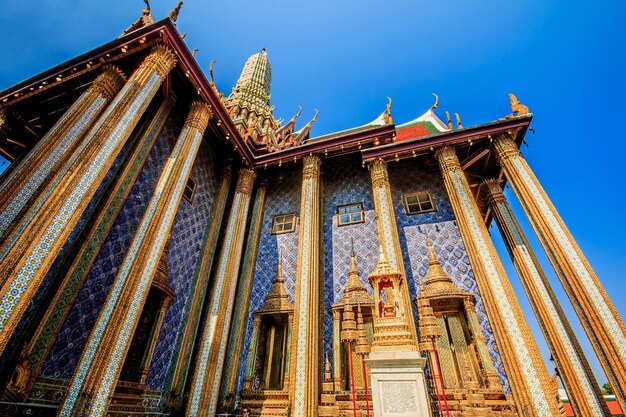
0 4 624 417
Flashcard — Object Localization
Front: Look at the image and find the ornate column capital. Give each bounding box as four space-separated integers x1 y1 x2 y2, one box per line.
139 45 178 78
88 65 126 100
434 146 460 171
184 101 213 132
368 158 389 189
235 168 256 195
302 155 321 179
479 179 507 206
492 134 520 163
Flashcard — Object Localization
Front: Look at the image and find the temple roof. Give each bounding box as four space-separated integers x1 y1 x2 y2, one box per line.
256 251 293 314
332 245 374 310
395 108 450 141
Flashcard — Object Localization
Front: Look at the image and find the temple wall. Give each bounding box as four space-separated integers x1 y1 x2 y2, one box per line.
41 108 220 389
236 166 301 395
387 158 509 390
321 156 379 364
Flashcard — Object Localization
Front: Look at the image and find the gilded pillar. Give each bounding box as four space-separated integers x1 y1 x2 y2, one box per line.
164 165 232 411
332 309 342 392
20 98 174 393
0 45 177 353
186 168 257 417
243 316 263 391
480 179 610 417
57 101 212 417
290 155 322 417
435 146 560 416
219 180 267 411
0 66 126 240
492 134 626 409
368 159 418 341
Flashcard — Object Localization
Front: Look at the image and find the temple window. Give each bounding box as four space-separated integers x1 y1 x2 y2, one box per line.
183 176 197 203
337 203 364 226
403 191 436 215
271 213 296 234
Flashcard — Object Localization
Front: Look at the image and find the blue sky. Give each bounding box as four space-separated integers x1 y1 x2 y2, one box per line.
1 1 625 387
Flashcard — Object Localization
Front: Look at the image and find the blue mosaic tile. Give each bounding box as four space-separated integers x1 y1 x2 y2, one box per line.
321 157 379 367
236 166 301 397
387 158 509 392
41 113 183 378
146 136 218 390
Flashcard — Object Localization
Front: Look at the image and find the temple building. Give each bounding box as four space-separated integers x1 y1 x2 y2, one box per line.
0 5 625 417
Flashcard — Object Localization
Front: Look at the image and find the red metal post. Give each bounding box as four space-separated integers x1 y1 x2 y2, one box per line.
361 360 370 417
432 339 451 417
427 352 444 415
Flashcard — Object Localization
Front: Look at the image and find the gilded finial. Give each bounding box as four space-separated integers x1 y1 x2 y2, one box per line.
244 114 258 139
455 113 463 129
209 60 215 86
168 1 183 23
505 93 530 118
431 93 439 109
445 111 453 130
384 97 393 125
143 0 151 13
350 238 355 258
305 109 318 129
181 32 187 40
191 49 198 58
324 352 332 381
295 106 302 119
277 247 283 277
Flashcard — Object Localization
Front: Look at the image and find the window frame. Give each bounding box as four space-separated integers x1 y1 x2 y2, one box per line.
402 191 436 215
336 202 365 226
183 176 198 204
271 212 297 235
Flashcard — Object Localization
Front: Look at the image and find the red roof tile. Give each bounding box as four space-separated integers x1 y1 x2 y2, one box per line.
396 123 431 141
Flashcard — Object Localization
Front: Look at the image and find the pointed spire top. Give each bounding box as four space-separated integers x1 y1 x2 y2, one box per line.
256 248 292 313
277 247 283 279
419 231 471 299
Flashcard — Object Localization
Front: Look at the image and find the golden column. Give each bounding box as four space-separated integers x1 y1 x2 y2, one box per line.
0 65 125 240
219 180 268 411
290 155 322 417
21 99 174 395
492 134 626 409
435 146 561 416
164 165 232 412
186 168 257 417
480 179 610 417
368 159 418 341
0 45 176 353
57 101 212 417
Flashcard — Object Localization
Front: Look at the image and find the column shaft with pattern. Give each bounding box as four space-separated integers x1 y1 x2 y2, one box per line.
0 66 125 241
186 168 257 417
22 99 174 393
369 159 418 342
290 155 322 417
219 181 268 412
57 101 212 417
481 179 610 417
163 166 232 412
492 134 626 410
435 146 560 416
0 46 176 353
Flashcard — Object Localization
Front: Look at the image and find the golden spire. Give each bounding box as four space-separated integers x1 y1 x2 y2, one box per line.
370 245 398 277
324 352 332 382
341 304 358 343
334 239 374 309
257 249 292 313
420 233 472 300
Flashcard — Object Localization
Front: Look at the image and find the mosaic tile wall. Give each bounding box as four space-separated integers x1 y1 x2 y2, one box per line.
387 158 509 390
42 109 218 385
236 166 301 395
321 157 379 365
146 136 218 389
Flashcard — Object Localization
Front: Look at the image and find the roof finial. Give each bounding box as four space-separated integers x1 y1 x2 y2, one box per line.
305 109 318 129
209 60 215 86
505 93 530 118
277 247 283 278
168 1 183 23
191 49 198 58
445 111 454 130
431 93 439 109
384 97 393 125
455 112 464 129
143 0 151 13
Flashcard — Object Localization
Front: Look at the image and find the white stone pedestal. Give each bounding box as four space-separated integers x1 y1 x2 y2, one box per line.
365 351 430 417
